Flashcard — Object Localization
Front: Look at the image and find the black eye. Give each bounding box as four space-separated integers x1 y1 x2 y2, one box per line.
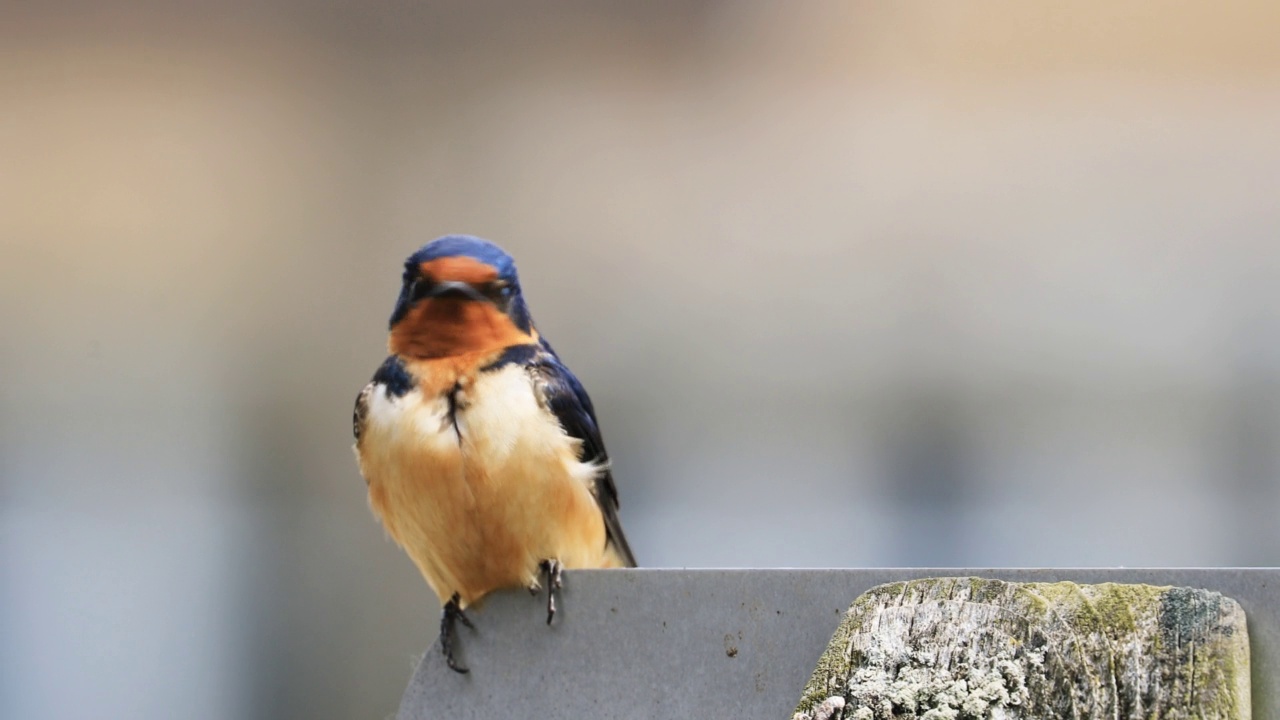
492 280 512 298
410 277 435 301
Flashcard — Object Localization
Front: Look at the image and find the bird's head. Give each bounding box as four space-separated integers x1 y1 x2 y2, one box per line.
387 235 537 359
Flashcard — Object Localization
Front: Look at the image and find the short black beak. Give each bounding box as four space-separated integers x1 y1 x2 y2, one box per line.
428 280 488 303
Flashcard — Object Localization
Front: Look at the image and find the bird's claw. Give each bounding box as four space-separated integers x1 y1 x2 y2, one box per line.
440 592 474 674
538 559 564 625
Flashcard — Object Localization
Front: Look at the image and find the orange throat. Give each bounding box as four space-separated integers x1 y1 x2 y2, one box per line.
389 298 533 360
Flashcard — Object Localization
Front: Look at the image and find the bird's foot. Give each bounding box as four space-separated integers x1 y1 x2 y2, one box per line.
538 559 564 625
439 592 474 674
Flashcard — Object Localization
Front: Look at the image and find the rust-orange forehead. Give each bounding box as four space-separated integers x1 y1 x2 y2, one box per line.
419 257 499 284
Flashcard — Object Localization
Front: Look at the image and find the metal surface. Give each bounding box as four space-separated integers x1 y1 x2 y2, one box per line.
397 569 1278 719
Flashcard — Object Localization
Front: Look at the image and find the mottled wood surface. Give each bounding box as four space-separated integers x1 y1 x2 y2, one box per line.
795 577 1250 720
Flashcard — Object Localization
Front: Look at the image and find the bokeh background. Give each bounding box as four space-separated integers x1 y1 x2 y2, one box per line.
3 1 1279 718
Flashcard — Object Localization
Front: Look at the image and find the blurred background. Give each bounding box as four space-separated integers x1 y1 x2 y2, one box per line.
2 1 1278 717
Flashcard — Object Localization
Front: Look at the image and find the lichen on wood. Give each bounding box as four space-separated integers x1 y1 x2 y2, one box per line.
793 577 1250 720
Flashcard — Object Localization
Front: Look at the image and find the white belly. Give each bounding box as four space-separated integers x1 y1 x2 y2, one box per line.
356 363 609 606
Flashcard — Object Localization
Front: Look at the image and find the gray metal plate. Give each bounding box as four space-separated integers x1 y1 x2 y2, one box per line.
397 569 1278 719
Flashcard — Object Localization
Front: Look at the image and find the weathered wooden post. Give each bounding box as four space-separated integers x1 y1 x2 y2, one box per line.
794 577 1251 720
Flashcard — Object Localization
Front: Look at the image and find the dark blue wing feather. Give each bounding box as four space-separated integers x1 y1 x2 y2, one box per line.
503 340 637 567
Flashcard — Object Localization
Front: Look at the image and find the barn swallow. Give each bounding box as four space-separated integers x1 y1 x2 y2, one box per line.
353 235 636 673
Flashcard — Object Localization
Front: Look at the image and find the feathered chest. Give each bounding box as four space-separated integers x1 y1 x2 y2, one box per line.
353 358 608 603
359 360 587 481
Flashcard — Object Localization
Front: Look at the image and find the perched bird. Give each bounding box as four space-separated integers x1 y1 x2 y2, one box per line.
353 235 636 673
